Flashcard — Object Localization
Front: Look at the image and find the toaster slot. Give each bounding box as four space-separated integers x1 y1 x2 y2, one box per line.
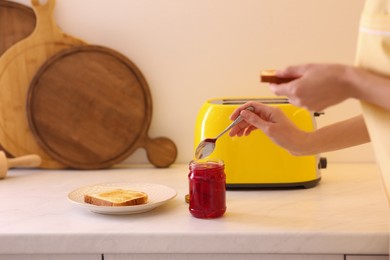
211 98 289 105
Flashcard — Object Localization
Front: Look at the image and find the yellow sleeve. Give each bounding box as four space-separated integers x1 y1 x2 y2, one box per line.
356 0 390 201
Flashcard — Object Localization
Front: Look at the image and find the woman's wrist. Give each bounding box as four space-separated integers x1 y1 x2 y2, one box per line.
287 130 315 156
348 67 390 110
341 65 363 100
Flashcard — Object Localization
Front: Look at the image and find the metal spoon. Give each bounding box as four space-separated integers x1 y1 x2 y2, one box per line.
194 106 254 159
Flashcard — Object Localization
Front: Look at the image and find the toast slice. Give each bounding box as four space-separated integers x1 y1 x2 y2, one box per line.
84 189 148 207
260 69 295 84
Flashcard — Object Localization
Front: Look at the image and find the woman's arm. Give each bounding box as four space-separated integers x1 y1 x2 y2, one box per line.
350 67 390 111
229 101 370 156
271 64 390 112
295 114 370 156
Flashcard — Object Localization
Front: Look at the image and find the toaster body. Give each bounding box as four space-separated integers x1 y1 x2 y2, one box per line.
194 97 326 189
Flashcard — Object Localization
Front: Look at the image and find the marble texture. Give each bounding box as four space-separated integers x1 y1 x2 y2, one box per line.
0 163 388 255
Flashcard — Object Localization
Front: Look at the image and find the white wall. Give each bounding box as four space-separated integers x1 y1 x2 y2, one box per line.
13 0 373 164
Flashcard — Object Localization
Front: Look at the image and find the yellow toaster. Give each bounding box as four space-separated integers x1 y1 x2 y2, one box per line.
193 97 327 189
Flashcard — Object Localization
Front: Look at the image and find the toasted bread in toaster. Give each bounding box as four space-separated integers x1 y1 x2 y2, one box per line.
84 189 148 206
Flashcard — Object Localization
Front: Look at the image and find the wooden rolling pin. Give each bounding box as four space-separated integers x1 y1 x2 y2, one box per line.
0 151 42 179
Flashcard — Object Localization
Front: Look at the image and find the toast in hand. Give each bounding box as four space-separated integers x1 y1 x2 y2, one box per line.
260 69 295 84
84 189 148 206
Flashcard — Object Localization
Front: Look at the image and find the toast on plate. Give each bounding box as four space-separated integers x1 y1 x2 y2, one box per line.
84 189 148 206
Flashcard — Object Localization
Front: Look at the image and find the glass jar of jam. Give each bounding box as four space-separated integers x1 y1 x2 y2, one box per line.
188 159 226 218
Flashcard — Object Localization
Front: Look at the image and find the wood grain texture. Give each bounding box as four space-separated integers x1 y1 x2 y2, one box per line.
0 0 36 157
0 0 86 168
28 45 176 169
0 0 36 56
145 137 177 168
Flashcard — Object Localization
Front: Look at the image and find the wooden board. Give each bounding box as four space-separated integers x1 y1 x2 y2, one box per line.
0 0 86 168
0 0 36 56
27 45 177 169
0 0 36 158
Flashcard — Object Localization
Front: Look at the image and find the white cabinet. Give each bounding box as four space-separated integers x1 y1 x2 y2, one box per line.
2 254 388 260
0 255 101 260
104 254 343 260
346 256 388 260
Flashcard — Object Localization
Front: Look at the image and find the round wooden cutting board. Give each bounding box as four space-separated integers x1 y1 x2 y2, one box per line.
0 0 36 158
27 45 177 169
0 0 36 56
0 0 86 168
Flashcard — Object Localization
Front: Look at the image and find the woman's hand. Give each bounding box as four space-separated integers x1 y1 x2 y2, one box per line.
228 101 309 155
270 64 354 111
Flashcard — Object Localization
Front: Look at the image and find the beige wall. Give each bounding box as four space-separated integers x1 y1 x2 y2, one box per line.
14 0 372 164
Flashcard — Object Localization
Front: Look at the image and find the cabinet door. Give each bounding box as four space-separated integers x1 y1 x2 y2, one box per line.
105 254 343 260
0 254 101 260
346 256 388 260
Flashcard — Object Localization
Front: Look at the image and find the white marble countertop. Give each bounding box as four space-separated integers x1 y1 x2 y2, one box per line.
0 163 388 255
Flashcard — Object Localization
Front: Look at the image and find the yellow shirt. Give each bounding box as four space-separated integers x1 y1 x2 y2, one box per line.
356 0 390 200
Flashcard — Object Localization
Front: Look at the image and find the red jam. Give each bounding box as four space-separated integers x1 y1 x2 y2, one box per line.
188 159 226 218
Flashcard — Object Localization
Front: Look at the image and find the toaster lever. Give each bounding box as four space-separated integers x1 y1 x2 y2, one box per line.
318 157 327 169
314 112 325 117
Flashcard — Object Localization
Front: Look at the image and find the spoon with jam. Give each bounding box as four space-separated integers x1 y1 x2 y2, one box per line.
195 106 254 159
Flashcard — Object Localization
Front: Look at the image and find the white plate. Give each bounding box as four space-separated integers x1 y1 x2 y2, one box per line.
68 183 177 215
